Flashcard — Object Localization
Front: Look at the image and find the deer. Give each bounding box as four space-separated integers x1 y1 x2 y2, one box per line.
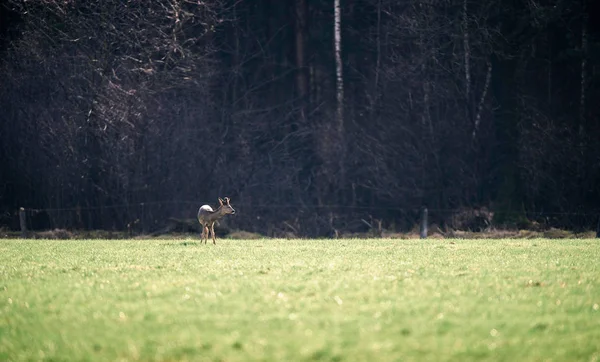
197 197 236 244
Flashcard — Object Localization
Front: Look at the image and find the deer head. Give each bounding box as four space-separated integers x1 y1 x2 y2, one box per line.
218 197 236 215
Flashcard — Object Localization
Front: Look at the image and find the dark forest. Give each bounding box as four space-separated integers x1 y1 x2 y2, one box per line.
1 0 599 237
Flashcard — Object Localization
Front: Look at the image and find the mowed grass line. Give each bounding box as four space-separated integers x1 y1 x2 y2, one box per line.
0 238 599 361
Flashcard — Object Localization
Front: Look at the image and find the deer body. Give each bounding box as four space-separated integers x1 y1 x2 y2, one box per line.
197 197 235 244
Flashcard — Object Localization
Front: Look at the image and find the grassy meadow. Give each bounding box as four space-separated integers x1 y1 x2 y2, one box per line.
0 238 599 361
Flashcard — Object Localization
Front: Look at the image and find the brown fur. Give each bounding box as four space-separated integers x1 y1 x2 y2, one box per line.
197 197 235 244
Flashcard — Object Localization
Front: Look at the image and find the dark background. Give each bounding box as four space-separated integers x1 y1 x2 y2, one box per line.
1 0 599 236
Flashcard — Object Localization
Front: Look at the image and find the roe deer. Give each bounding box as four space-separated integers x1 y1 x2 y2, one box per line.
197 197 236 244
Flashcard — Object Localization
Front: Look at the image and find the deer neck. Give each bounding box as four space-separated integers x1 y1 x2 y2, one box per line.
208 206 226 221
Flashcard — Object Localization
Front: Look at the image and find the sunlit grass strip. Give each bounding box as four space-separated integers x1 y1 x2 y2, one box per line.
1 238 599 361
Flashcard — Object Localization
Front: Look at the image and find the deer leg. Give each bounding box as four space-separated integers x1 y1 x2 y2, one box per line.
203 226 209 244
206 223 212 244
211 224 216 245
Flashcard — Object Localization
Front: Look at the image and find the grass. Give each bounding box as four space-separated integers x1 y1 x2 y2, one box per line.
0 238 599 361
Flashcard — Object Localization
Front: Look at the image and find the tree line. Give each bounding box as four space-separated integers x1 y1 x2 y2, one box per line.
0 0 598 236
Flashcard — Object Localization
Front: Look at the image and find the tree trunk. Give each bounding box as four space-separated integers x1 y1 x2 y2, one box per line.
472 61 492 141
579 4 587 141
371 0 381 115
334 0 345 195
295 0 309 121
462 0 472 124
578 1 588 205
334 0 344 134
463 0 471 101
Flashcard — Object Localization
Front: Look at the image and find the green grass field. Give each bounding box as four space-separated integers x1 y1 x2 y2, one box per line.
1 238 599 361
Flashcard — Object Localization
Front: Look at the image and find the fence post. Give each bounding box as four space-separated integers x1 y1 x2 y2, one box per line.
19 207 27 238
420 207 428 239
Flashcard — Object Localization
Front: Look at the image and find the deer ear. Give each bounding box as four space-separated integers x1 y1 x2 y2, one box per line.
224 197 230 205
218 198 224 205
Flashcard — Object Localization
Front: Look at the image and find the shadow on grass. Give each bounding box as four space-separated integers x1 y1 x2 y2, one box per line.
161 241 202 247
180 241 200 246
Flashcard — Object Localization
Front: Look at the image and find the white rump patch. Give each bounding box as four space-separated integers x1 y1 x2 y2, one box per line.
200 205 213 212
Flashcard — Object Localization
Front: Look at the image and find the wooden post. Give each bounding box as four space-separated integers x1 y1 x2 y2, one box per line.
19 207 27 238
420 207 428 239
